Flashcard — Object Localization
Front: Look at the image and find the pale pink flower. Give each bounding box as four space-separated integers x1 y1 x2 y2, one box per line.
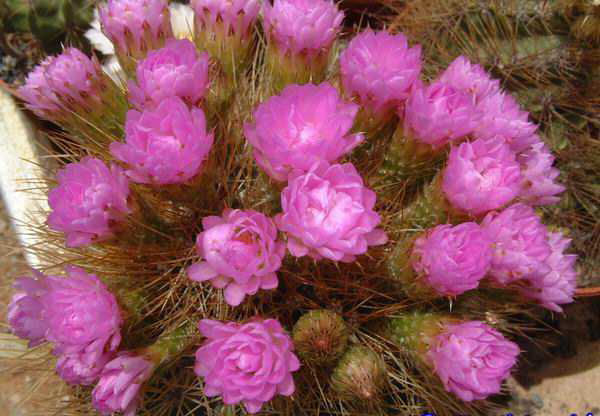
275 162 388 262
110 97 213 185
438 55 500 102
518 140 565 206
244 83 363 181
339 30 421 114
188 209 285 306
427 321 519 402
262 0 344 57
191 0 260 38
128 39 210 109
195 318 300 414
411 223 492 296
481 203 552 285
47 157 131 247
404 81 479 148
7 271 50 347
442 137 522 216
92 353 155 416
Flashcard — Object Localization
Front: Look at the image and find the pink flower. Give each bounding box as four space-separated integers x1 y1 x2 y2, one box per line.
481 203 552 285
191 0 260 38
110 97 213 185
404 81 479 148
442 137 522 216
92 353 155 416
474 91 538 153
42 266 122 357
195 318 300 414
128 39 209 109
99 0 172 57
43 48 102 107
244 83 363 181
438 56 500 102
518 232 577 312
7 271 50 347
275 162 388 262
411 223 492 296
262 0 344 57
56 348 112 385
518 140 565 206
18 57 62 118
339 30 422 115
47 157 131 247
187 209 285 306
426 321 519 402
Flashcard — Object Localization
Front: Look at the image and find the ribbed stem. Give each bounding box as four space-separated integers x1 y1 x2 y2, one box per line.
145 322 199 365
398 173 449 230
386 311 441 354
265 44 330 94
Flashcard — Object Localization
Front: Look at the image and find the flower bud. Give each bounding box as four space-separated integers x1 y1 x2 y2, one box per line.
331 346 386 402
292 310 349 364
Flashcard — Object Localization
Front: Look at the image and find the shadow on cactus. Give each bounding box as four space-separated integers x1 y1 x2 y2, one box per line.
6 0 582 415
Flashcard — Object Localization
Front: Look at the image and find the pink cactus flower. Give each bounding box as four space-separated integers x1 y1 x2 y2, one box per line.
262 0 344 57
518 140 565 206
275 162 388 262
128 39 210 109
56 348 112 385
195 318 300 414
481 203 552 285
187 209 286 306
244 83 363 181
404 81 480 148
339 29 422 115
438 55 500 102
191 0 260 38
474 91 538 153
99 0 173 57
442 136 522 216
18 56 61 118
426 321 519 402
42 266 122 357
110 97 213 185
518 232 577 312
47 157 131 247
411 223 492 296
7 271 50 347
92 353 155 416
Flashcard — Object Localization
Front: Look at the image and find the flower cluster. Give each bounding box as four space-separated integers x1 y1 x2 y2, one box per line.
13 1 580 412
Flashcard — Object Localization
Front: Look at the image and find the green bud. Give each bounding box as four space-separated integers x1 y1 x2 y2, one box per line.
331 346 386 402
292 310 349 365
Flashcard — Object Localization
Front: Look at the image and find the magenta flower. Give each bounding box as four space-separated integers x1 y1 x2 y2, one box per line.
474 91 538 153
339 30 422 115
56 348 112 385
518 232 577 312
99 0 172 58
404 81 480 148
426 321 519 401
128 39 209 109
481 203 552 285
262 0 344 57
191 0 260 38
47 157 131 247
195 318 300 414
411 223 492 296
187 209 285 306
92 353 155 416
275 162 388 262
518 140 565 206
42 266 122 356
438 55 500 102
442 137 522 216
110 97 213 185
7 271 50 347
244 83 363 181
18 57 61 118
